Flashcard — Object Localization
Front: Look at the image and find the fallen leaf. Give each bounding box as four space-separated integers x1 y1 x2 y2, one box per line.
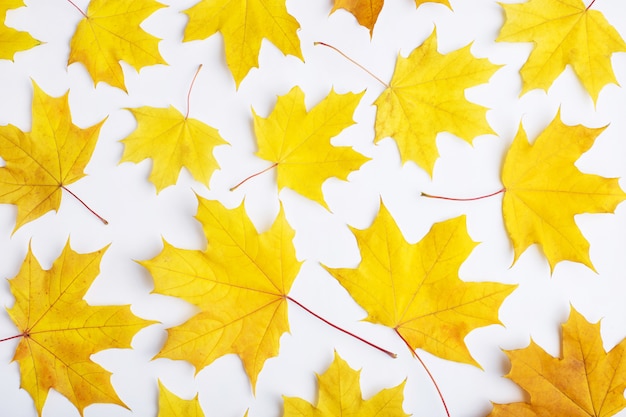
183 0 302 88
121 106 228 193
283 351 408 416
497 0 626 104
157 380 205 417
324 203 515 366
252 86 369 209
374 29 499 176
4 242 154 416
0 82 105 231
142 198 300 390
0 0 39 60
489 307 626 417
502 113 626 271
68 0 166 91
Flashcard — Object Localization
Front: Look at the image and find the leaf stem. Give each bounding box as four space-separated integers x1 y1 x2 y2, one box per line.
185 64 203 120
314 42 389 89
0 334 24 343
66 0 88 18
421 187 505 201
230 163 278 191
287 296 397 358
586 0 596 10
61 185 108 225
395 329 450 417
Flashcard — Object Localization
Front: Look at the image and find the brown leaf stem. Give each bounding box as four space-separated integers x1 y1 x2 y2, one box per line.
287 295 397 358
66 0 88 18
395 329 451 417
586 0 596 10
421 187 506 201
0 333 24 343
314 42 389 89
61 185 108 225
185 64 203 119
230 163 278 191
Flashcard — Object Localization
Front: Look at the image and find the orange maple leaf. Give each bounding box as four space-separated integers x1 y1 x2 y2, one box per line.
0 82 106 231
0 0 39 60
68 0 166 91
496 0 626 103
489 307 626 417
183 0 302 88
374 29 500 176
324 203 515 367
283 351 408 416
3 242 154 416
502 113 626 271
142 197 301 390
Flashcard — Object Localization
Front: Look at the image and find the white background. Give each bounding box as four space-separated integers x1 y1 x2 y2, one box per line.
1 0 626 416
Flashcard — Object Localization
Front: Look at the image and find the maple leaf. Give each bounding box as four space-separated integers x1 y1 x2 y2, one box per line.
142 197 301 390
502 113 626 271
249 86 369 209
120 106 228 193
3 242 154 416
489 307 626 417
157 380 205 417
0 0 39 60
324 203 515 366
496 0 626 104
283 351 408 416
374 29 499 176
68 0 166 91
0 82 105 231
183 0 302 88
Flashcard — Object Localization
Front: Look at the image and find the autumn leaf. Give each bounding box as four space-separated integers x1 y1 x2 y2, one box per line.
68 0 166 91
502 113 626 271
283 351 408 416
142 197 300 390
183 0 302 88
3 242 154 416
120 106 228 193
157 380 205 417
324 203 515 367
496 0 626 104
244 86 369 209
0 82 106 231
374 29 499 176
0 0 39 60
489 307 626 417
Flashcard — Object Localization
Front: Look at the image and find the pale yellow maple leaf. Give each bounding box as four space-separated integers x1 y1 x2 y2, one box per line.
5 242 154 416
324 203 515 366
68 0 166 91
489 307 626 417
502 113 626 271
157 381 205 417
374 29 499 176
142 198 300 390
283 351 408 416
0 0 39 60
183 0 302 88
497 0 626 103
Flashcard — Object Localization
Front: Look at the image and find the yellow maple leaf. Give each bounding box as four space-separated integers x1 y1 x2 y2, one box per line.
4 242 154 416
374 29 499 176
183 0 302 88
0 0 39 60
324 203 515 366
251 86 369 209
68 0 166 91
0 82 105 231
502 113 626 271
496 0 626 104
489 307 626 417
283 351 408 416
121 106 228 193
157 380 205 417
142 197 300 390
